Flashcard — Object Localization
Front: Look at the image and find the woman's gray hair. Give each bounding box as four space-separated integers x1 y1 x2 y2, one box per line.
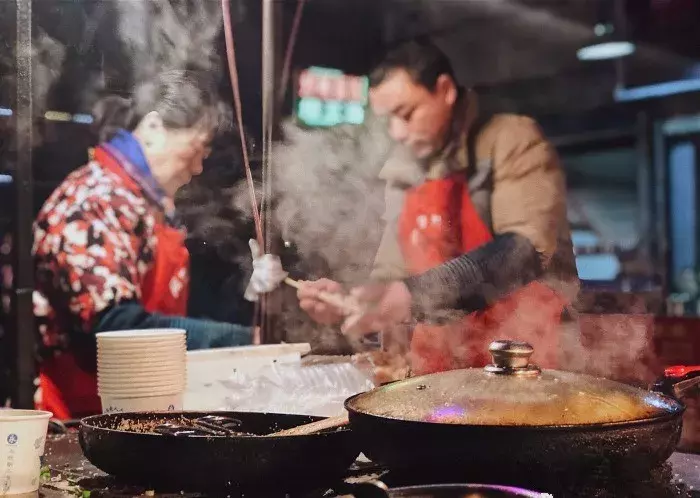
92 69 231 143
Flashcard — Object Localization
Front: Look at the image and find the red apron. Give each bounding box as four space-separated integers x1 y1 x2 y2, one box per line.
36 153 190 420
398 173 566 376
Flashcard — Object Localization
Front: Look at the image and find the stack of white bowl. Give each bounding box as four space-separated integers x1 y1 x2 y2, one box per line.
96 329 187 414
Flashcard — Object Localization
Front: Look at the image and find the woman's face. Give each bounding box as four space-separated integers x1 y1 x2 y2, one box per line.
135 112 212 197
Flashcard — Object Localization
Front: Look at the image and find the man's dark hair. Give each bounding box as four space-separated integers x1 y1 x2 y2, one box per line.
369 38 456 91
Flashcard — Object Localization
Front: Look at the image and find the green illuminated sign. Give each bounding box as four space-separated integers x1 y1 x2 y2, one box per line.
295 66 369 127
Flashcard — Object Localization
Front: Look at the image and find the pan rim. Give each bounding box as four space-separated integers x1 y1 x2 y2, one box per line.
388 483 546 497
344 393 685 431
79 410 351 439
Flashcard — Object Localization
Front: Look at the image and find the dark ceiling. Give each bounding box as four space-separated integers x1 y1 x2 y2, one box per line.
1 0 700 126
371 0 700 115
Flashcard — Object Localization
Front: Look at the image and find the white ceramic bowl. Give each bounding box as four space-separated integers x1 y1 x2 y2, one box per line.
97 369 186 380
0 409 52 495
98 353 185 362
97 375 186 389
100 393 183 414
98 343 186 352
97 354 187 367
97 361 185 372
97 364 186 375
96 329 185 340
98 341 185 352
98 383 185 396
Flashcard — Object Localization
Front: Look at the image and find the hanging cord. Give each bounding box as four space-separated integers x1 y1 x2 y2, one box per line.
262 0 306 255
278 0 306 107
221 0 307 341
221 0 263 342
220 0 306 250
264 0 306 336
221 0 264 248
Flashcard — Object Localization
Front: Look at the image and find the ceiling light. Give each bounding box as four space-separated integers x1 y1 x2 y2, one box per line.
577 40 636 61
578 0 635 62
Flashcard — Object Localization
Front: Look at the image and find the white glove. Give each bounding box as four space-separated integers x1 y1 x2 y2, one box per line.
244 239 288 302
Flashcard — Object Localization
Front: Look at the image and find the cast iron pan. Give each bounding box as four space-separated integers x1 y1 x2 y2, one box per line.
338 482 548 498
343 342 700 480
79 411 360 492
345 404 682 478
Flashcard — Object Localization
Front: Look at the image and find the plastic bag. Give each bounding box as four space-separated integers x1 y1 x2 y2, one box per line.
219 361 375 417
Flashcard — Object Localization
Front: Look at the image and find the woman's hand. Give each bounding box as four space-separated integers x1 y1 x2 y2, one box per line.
297 278 346 325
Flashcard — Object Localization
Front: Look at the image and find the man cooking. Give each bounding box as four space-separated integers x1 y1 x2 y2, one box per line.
297 38 579 375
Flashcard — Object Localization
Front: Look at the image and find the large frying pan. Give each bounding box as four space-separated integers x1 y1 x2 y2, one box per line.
344 340 700 478
337 482 548 498
79 411 360 492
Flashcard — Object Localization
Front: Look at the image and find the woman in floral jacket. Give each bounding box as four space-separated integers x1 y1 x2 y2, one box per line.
33 70 253 419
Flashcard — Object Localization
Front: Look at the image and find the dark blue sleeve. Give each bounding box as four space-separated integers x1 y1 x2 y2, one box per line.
404 232 543 320
95 302 253 349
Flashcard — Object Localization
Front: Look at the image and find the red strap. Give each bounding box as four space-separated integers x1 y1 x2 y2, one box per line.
141 223 190 316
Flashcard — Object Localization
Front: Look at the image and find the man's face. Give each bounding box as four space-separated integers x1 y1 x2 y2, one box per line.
370 68 457 160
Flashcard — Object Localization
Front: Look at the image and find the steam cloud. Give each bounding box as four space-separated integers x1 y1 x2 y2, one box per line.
271 113 393 284
115 0 224 79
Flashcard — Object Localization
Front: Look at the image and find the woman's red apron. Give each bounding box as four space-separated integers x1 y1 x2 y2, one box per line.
36 153 190 420
398 173 566 376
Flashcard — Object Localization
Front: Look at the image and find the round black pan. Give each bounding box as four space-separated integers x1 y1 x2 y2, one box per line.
79 411 360 492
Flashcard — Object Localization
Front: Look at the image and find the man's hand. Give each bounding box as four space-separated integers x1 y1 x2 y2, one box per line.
297 278 346 325
341 281 413 337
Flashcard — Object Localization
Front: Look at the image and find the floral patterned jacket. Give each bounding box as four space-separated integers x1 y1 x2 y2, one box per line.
33 159 163 358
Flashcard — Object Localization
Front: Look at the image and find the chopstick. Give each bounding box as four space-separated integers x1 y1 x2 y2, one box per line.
284 278 363 316
266 414 350 437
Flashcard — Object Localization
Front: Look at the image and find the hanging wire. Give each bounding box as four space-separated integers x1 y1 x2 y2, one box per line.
279 0 306 107
221 0 306 343
221 0 264 247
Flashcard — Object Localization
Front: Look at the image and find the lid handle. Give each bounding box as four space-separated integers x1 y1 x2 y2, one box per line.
485 340 541 376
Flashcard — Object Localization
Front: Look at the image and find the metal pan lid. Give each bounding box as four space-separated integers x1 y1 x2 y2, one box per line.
345 340 684 427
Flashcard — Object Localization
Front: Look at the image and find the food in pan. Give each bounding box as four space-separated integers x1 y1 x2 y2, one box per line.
353 350 411 385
